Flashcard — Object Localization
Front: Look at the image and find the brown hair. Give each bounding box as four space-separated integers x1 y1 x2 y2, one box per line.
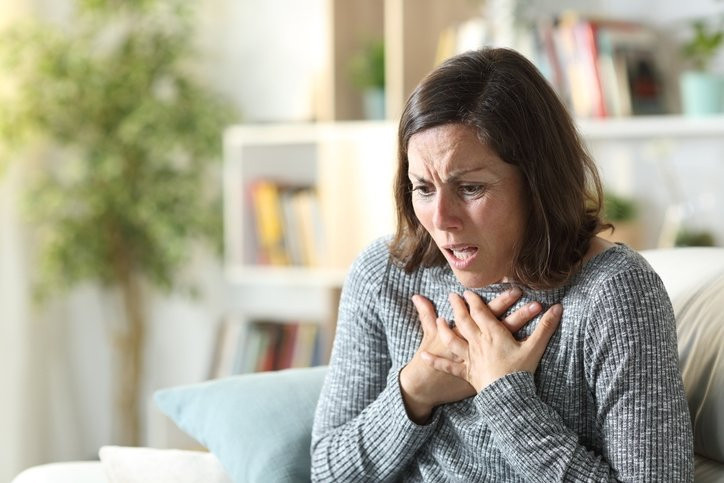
389 47 608 289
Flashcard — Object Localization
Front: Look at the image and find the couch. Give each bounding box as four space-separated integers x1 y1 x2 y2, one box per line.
11 247 724 482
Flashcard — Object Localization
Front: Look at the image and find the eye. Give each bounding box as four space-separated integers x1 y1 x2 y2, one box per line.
458 184 486 198
411 184 434 198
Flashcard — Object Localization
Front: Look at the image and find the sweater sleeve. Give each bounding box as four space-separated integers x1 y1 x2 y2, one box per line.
473 268 694 482
310 242 439 482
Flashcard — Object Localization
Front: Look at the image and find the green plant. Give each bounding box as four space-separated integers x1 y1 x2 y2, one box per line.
675 228 716 247
681 19 724 71
0 0 236 445
348 38 385 90
603 192 637 222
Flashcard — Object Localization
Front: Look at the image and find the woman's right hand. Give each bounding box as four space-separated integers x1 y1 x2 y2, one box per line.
399 287 543 423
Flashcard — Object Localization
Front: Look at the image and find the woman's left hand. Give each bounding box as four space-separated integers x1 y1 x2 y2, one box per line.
421 290 562 392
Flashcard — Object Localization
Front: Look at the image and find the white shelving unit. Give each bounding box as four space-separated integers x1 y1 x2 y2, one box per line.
579 114 724 140
223 121 397 284
578 115 724 249
221 121 398 369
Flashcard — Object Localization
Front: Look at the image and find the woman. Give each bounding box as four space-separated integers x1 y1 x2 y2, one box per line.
311 48 693 482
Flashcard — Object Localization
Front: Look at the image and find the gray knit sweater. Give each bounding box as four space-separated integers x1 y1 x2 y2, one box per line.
311 238 694 482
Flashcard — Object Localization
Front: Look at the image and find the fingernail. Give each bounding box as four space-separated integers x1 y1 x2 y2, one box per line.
508 287 522 297
551 304 562 316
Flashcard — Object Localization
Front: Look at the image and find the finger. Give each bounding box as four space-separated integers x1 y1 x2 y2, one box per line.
412 295 437 334
436 318 468 360
448 293 480 340
487 286 523 318
462 290 507 335
420 351 468 380
523 304 562 362
501 301 543 333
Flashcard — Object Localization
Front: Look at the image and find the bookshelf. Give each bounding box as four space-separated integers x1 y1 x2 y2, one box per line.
321 1 723 122
319 0 479 121
383 0 483 120
578 114 724 140
223 121 397 274
220 121 397 374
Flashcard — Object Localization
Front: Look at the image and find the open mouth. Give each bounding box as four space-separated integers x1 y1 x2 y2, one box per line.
448 247 477 261
443 245 479 268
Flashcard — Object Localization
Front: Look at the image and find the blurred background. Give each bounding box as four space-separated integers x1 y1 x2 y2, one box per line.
1 0 723 479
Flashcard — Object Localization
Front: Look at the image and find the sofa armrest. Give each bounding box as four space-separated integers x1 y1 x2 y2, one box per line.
12 461 107 483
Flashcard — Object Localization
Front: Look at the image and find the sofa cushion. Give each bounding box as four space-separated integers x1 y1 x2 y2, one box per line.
673 270 724 463
641 247 724 301
154 366 327 483
694 454 724 483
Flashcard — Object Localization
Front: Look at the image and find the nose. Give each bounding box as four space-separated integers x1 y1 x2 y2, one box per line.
432 191 462 231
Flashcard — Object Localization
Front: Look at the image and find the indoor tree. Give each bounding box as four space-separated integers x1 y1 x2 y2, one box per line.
0 0 236 445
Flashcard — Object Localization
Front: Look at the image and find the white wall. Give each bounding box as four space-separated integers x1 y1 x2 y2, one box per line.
194 0 327 122
591 136 724 247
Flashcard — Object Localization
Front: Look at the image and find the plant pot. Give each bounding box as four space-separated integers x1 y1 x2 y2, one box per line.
362 88 386 120
680 71 724 116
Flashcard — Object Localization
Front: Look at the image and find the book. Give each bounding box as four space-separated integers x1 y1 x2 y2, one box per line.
208 317 244 378
257 323 282 372
249 180 289 265
573 19 607 117
280 189 305 265
238 324 266 373
550 13 588 117
277 323 299 370
291 323 319 368
533 17 565 95
292 189 325 267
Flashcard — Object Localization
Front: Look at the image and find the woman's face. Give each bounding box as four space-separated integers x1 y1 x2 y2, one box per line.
407 123 528 288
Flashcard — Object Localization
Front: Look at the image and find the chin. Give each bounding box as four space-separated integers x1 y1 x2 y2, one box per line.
451 269 498 289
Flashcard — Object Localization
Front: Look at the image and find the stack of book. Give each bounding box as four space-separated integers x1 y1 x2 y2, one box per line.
210 320 327 377
247 179 325 266
534 13 666 118
435 12 668 118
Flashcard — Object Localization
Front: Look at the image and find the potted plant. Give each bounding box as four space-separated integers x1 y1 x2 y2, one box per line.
675 228 717 246
0 0 235 445
680 18 724 116
600 192 643 249
348 38 386 120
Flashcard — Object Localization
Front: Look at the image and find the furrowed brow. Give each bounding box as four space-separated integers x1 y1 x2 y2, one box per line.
446 167 487 181
408 172 428 183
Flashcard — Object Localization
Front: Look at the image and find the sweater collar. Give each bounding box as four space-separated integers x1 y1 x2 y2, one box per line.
427 244 626 305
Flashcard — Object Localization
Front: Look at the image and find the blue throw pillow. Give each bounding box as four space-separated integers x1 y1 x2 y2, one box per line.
154 366 327 483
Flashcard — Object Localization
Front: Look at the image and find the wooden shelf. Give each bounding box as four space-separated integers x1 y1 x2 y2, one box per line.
578 115 724 140
225 265 347 288
224 120 397 144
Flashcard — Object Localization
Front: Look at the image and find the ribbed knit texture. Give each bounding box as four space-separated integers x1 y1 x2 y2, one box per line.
311 238 694 482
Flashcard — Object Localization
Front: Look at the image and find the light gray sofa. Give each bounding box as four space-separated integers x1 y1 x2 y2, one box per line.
12 247 724 482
